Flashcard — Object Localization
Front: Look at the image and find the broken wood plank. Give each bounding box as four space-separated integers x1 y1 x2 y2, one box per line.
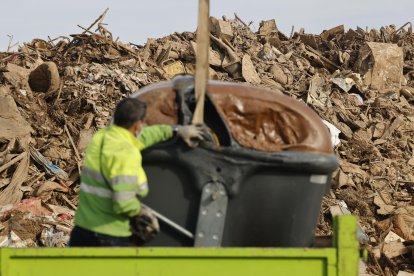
380 116 404 140
305 45 341 71
242 54 261 84
0 152 25 174
64 125 81 161
382 241 409 259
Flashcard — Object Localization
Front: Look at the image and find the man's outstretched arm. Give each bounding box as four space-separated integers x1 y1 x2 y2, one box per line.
137 125 173 150
138 124 204 149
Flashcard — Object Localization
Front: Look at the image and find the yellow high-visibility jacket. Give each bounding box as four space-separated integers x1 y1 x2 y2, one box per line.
74 124 173 237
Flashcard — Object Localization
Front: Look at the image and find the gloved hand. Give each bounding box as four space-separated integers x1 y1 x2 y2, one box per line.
130 205 160 246
176 125 205 147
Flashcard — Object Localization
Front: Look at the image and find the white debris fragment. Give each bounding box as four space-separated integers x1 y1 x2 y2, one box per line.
322 120 341 147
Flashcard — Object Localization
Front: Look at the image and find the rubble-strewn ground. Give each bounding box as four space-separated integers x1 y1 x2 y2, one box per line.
0 13 413 275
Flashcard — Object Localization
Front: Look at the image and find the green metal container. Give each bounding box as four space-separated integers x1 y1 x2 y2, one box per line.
0 216 359 276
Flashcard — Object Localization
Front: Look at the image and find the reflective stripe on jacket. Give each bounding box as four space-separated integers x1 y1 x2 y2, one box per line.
74 124 173 237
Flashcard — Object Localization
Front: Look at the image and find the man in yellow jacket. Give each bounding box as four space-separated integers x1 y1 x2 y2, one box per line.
69 97 203 246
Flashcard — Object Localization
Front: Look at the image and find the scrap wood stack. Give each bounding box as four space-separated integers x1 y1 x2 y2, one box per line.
0 11 413 274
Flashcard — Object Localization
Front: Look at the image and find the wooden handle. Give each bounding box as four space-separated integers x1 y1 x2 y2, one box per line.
192 0 210 125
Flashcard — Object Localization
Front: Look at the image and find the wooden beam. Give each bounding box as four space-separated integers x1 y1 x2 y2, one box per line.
192 0 210 125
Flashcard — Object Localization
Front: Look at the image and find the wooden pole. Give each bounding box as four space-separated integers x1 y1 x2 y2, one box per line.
192 0 210 125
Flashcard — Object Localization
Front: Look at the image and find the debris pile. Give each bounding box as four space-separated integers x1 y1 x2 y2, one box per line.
0 11 413 274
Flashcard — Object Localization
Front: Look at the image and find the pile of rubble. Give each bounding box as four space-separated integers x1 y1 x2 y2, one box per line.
0 11 413 274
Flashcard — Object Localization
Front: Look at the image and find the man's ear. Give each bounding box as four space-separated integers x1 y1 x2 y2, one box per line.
134 121 144 132
128 121 141 134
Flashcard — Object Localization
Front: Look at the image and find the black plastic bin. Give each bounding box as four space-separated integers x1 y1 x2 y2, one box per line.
132 76 339 248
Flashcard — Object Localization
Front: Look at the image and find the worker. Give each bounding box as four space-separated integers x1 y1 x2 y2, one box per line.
69 97 204 246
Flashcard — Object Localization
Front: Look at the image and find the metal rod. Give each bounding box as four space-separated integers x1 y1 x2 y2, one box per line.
142 204 194 240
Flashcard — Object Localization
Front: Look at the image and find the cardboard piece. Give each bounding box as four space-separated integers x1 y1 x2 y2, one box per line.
355 42 403 91
242 54 261 84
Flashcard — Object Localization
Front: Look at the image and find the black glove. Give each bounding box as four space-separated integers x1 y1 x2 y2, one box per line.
130 205 160 246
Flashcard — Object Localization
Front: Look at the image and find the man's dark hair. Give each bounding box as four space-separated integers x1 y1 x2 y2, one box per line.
113 98 147 128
